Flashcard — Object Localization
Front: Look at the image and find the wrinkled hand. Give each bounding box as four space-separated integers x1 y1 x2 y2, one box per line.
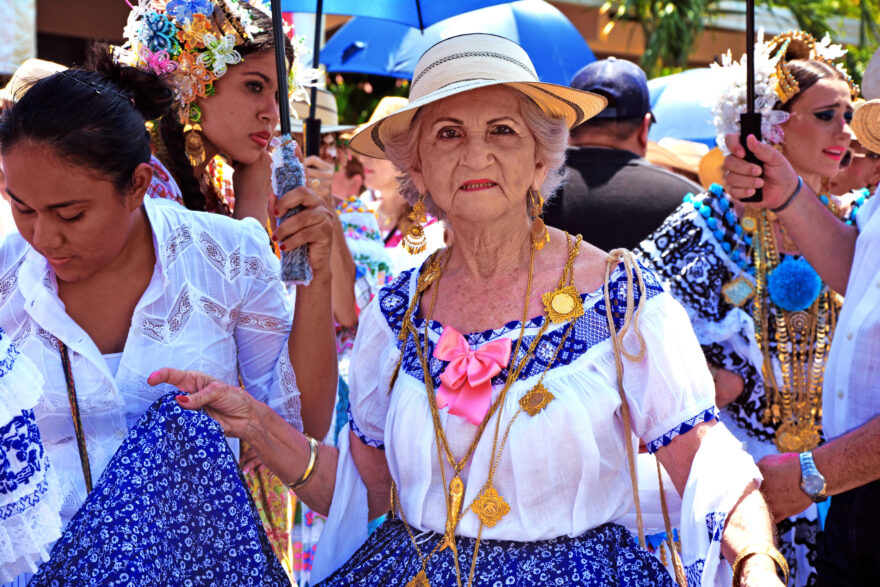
723 134 799 209
273 186 334 278
148 367 257 440
303 155 335 207
756 452 812 523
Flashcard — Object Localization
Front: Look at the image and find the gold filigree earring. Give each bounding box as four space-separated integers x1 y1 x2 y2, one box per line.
183 105 206 167
404 192 428 255
529 188 549 250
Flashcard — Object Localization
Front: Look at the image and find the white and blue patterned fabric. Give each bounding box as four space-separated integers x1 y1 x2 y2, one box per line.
319 518 674 586
636 188 836 585
0 196 301 530
29 394 288 586
311 255 761 585
0 329 60 584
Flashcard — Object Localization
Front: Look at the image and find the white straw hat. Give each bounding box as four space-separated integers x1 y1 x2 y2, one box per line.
290 87 355 134
349 33 607 159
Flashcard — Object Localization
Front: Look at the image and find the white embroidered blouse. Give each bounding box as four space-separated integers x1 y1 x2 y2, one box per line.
0 197 301 525
348 261 718 541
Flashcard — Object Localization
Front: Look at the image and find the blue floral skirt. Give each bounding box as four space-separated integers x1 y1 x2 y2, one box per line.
29 395 288 586
318 517 673 586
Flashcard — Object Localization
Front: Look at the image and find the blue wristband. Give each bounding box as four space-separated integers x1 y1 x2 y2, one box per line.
770 176 803 213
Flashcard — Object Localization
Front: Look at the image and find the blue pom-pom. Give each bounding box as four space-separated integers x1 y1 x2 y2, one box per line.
726 210 737 225
721 241 732 253
707 216 718 229
718 197 730 212
820 195 830 206
683 193 694 203
767 258 823 311
699 204 712 218
709 183 724 197
734 224 744 236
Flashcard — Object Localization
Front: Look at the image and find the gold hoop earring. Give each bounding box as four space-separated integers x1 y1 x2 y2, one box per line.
529 188 549 250
404 192 428 255
183 123 206 167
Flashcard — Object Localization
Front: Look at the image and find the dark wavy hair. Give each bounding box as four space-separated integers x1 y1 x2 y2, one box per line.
0 45 173 195
156 4 294 212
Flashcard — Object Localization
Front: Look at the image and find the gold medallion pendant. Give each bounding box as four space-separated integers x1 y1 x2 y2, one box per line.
740 213 759 233
406 569 431 587
472 485 510 527
520 384 555 416
775 420 821 453
722 275 755 307
542 285 584 323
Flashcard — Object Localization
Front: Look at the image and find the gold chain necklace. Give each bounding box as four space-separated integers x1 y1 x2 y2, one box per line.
749 209 839 452
391 234 584 587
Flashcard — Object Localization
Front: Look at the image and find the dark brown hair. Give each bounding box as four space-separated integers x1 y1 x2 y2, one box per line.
0 46 173 194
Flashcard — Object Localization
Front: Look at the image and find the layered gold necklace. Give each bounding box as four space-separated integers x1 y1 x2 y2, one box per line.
390 234 584 587
745 207 841 453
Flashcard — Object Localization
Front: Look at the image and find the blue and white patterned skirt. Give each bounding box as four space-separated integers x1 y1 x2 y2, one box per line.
29 395 288 586
318 517 674 586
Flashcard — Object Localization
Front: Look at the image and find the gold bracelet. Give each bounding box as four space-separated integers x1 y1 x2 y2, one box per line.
732 544 789 587
287 434 319 491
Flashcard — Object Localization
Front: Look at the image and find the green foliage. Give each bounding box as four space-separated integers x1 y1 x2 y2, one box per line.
327 73 409 125
606 0 879 86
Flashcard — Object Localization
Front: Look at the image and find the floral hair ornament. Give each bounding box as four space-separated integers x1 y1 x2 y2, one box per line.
710 29 855 154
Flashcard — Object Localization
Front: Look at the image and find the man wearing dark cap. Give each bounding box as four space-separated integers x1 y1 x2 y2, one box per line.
543 57 701 250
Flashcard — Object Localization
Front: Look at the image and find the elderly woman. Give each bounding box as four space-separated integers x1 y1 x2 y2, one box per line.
155 34 784 586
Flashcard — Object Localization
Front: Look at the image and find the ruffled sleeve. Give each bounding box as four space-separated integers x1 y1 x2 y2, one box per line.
599 265 718 450
0 331 62 582
346 283 405 449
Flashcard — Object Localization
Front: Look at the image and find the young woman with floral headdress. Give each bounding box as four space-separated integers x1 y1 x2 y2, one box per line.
637 30 860 586
115 2 337 579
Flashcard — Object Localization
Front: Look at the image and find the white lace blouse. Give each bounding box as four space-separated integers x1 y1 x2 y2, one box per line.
0 197 301 525
347 261 719 541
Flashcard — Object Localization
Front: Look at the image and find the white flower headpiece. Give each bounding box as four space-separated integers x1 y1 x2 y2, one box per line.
710 29 856 153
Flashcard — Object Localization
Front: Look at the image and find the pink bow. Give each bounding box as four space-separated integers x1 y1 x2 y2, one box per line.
433 326 512 425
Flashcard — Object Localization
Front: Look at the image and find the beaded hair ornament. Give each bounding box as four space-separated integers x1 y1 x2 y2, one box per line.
117 0 315 129
711 30 857 154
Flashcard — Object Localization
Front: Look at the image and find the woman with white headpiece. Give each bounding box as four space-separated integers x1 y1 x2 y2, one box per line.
637 31 859 585
153 33 785 586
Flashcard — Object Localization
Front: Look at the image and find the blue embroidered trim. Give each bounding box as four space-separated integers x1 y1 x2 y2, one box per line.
348 408 385 450
0 328 20 378
645 406 720 454
706 511 728 542
0 479 48 521
377 261 665 390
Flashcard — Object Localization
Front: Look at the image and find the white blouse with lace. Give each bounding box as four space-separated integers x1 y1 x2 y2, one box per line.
313 261 762 585
0 197 301 526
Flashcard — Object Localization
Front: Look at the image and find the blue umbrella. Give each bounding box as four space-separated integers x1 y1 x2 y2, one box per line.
320 0 595 85
280 0 514 29
647 67 727 148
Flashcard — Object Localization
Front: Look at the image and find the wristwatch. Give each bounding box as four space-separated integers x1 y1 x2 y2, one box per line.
799 451 828 503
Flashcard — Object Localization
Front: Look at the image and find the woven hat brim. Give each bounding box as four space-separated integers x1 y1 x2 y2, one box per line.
851 99 880 154
349 79 607 159
697 147 726 190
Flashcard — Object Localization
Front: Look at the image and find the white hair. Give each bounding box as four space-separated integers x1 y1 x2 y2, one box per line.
382 86 569 219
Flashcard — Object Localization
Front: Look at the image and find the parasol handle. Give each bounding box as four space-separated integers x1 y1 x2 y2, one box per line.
739 113 763 203
270 0 292 136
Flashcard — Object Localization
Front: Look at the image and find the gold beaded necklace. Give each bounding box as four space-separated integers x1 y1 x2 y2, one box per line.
746 207 840 452
390 234 584 587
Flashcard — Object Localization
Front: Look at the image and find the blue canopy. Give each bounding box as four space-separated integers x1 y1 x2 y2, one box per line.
280 0 514 29
648 67 728 148
320 0 595 85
